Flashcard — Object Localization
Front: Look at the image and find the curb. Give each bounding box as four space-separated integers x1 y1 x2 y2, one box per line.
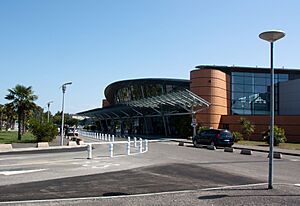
0 145 87 155
170 139 300 157
232 146 300 157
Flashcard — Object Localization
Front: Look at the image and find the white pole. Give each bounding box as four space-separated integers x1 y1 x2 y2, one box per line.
145 139 149 152
60 86 65 146
87 144 92 159
109 143 113 157
134 137 137 147
127 139 130 155
139 138 143 153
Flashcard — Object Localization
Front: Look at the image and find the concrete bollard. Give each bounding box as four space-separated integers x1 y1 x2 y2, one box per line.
37 142 49 148
145 139 149 152
274 152 282 159
240 149 253 155
68 141 77 146
224 147 235 153
268 152 282 159
178 141 184 146
0 144 13 152
127 141 130 155
109 143 114 157
134 137 137 148
139 138 143 153
87 144 92 159
207 145 216 150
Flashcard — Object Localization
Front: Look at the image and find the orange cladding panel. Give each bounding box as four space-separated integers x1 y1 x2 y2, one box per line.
190 68 230 129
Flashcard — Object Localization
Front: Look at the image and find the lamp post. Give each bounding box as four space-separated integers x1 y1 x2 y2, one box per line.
60 82 72 146
259 30 285 189
47 101 53 123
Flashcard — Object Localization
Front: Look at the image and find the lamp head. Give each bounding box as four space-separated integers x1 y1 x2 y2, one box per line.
259 30 285 43
63 82 72 86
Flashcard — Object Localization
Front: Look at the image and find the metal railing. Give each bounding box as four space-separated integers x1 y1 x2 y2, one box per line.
78 130 148 159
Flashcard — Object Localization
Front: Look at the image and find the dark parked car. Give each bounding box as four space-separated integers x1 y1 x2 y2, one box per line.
192 129 234 147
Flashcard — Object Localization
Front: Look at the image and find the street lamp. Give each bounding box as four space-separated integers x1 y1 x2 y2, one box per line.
47 101 53 123
259 30 285 189
60 82 72 146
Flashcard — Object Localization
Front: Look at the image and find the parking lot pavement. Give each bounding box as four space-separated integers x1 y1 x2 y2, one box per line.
1 183 299 206
0 141 299 205
0 162 261 202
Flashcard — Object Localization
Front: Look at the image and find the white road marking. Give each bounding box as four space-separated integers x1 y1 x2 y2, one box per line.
295 184 300 187
290 159 299 162
91 163 120 169
0 169 47 176
81 162 120 169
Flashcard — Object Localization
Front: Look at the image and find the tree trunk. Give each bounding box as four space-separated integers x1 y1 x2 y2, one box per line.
22 114 26 135
18 112 22 140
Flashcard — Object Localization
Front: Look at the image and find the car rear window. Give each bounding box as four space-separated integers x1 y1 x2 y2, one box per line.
221 132 232 138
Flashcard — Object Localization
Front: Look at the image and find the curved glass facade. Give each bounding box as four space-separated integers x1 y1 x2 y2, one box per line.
114 83 189 104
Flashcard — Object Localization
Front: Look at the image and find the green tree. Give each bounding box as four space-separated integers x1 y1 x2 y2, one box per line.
52 111 78 127
262 125 287 146
3 103 17 131
0 104 3 131
29 119 58 142
197 125 209 134
240 117 255 141
5 85 38 140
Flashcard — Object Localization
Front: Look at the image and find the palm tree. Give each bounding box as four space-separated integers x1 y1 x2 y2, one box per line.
5 85 38 140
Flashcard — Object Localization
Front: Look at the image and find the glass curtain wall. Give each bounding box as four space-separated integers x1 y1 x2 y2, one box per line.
115 83 188 104
231 72 288 115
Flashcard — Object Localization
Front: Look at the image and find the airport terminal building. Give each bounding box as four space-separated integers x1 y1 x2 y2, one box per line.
78 65 300 142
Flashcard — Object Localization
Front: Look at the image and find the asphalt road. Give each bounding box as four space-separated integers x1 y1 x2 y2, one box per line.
0 141 299 205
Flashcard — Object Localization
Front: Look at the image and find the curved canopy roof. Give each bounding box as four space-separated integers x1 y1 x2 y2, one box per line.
77 89 210 120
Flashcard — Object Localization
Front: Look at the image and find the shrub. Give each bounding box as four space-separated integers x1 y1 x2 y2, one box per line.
29 120 58 142
240 117 255 140
232 131 243 143
197 126 209 134
262 125 287 146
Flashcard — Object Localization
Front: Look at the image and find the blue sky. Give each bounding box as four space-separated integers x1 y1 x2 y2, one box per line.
0 0 299 114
